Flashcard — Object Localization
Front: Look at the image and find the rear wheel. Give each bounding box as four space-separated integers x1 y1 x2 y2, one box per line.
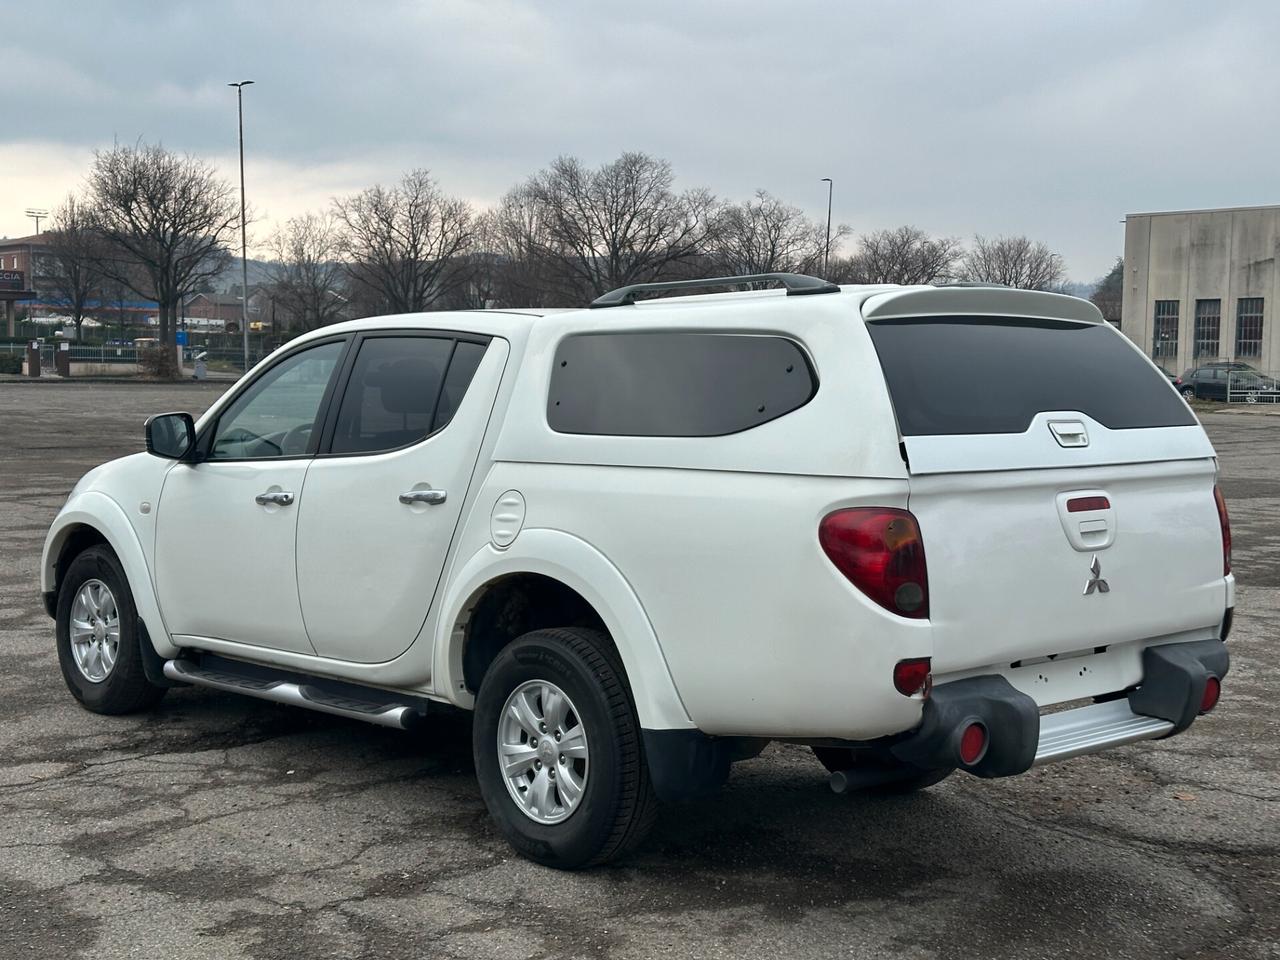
811 746 953 794
473 627 657 869
56 546 167 715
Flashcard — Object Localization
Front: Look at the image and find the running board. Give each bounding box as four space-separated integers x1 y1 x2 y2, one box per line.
1033 698 1174 766
162 658 427 730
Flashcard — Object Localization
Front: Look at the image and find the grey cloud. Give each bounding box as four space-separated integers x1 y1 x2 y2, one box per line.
5 0 1280 279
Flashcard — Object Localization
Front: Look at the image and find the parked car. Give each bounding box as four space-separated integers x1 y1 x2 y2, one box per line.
41 275 1233 869
1178 361 1280 402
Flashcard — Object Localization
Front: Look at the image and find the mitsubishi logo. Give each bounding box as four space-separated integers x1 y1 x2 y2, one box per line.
1083 554 1110 596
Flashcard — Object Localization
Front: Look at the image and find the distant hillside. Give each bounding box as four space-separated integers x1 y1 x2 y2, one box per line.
206 257 277 295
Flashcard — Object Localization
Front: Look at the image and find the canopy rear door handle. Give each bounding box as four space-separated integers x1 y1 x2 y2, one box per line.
399 489 447 506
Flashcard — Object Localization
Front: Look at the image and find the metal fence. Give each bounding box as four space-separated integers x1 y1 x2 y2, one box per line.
1227 369 1280 404
1 340 269 375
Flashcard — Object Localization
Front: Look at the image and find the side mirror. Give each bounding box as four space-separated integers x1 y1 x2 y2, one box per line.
145 412 196 461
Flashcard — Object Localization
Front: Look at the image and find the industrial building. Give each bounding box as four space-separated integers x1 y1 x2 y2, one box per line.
1122 204 1280 374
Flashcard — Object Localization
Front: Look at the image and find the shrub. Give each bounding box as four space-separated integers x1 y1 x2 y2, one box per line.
138 344 181 380
0 354 22 374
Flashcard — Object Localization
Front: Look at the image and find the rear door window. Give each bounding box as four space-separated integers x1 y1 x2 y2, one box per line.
865 316 1195 436
329 335 488 455
547 332 816 436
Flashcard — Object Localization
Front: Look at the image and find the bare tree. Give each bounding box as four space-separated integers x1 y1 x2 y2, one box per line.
333 169 474 314
86 142 238 348
713 190 845 281
40 194 106 341
266 212 348 332
518 152 720 302
1090 256 1123 323
960 234 1066 290
833 226 964 285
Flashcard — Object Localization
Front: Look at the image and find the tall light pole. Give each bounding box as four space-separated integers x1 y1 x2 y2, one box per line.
229 80 254 372
820 178 833 279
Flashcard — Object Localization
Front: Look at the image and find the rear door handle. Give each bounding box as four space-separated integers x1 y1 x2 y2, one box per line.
254 491 294 506
399 489 447 506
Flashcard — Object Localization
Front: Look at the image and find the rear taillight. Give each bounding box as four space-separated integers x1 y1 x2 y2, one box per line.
1214 486 1231 575
819 507 929 618
893 657 932 697
1200 676 1221 714
958 722 988 765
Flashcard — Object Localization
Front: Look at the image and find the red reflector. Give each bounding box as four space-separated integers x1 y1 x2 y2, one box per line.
1067 496 1111 513
819 508 929 618
892 658 931 697
1200 676 1221 713
959 722 988 765
1214 486 1231 576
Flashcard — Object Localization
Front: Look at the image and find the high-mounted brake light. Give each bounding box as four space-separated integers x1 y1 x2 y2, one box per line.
1067 496 1110 513
1214 486 1231 575
819 508 929 618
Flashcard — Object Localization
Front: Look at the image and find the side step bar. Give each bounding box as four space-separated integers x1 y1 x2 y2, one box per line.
1034 698 1173 766
163 658 427 731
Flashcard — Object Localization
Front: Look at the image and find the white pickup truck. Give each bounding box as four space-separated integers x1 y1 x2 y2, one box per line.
41 274 1233 869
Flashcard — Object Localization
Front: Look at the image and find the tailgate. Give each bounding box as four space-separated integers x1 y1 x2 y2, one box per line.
907 454 1226 673
863 306 1228 677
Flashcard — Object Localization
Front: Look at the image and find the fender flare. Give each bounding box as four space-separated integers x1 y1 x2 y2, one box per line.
432 528 694 730
41 491 179 659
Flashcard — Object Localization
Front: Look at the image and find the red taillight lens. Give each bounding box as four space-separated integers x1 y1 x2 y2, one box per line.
1067 495 1111 513
1214 486 1231 575
1200 676 1221 713
893 657 932 697
958 722 988 765
819 508 929 618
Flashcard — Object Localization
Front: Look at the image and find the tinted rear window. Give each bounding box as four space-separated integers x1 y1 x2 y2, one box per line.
548 332 816 436
866 316 1196 435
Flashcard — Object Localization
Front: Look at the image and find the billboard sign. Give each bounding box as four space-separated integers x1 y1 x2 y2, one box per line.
0 270 24 291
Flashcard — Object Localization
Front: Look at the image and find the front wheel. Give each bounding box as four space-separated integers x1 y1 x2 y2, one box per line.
472 627 657 869
55 545 167 715
1181 387 1197 401
811 746 953 794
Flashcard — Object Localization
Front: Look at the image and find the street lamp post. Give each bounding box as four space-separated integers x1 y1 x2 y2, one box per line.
229 80 254 373
820 178 833 279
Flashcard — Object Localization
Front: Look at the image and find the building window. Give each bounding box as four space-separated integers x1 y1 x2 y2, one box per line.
1152 300 1179 362
1236 298 1264 358
1193 299 1221 359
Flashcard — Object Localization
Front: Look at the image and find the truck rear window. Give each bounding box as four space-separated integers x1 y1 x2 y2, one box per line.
865 316 1196 435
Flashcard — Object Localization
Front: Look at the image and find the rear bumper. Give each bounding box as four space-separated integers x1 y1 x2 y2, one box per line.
889 637 1229 778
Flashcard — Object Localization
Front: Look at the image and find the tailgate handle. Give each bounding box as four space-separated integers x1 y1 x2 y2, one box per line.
1048 420 1089 448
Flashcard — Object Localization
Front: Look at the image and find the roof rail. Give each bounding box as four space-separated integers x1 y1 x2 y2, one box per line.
589 272 840 309
930 281 1010 289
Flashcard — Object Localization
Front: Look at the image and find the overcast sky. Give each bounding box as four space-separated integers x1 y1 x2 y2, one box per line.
3 0 1278 282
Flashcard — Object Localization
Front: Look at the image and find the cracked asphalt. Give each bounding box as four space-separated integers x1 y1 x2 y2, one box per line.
0 381 1276 960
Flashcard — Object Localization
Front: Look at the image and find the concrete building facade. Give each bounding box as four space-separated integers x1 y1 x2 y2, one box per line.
1123 205 1280 374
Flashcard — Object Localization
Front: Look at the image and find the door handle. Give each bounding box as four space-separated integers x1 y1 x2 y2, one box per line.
399 489 447 506
254 491 295 506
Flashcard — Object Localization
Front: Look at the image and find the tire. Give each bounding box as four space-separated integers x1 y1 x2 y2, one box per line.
811 746 953 794
1181 387 1197 401
55 545 167 715
472 627 657 869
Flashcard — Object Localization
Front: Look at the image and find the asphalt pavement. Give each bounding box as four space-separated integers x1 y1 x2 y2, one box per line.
0 381 1275 960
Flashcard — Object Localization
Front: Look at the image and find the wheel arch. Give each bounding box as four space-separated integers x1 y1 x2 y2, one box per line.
42 492 178 658
433 528 694 731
